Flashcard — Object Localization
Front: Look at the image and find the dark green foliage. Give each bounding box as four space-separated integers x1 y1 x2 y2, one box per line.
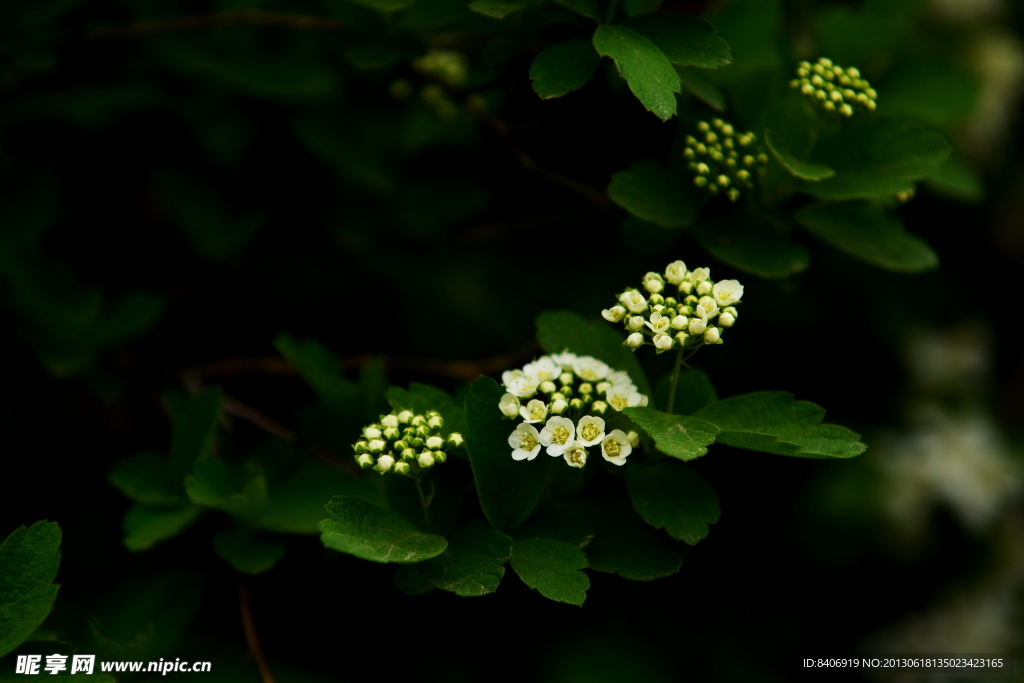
0 522 61 657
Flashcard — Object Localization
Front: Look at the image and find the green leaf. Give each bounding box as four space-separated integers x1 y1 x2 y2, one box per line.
510 538 589 605
924 155 984 203
805 117 952 199
608 160 696 228
877 60 979 129
529 39 601 100
535 310 652 399
764 129 834 181
212 529 286 575
255 461 383 535
420 521 512 596
386 382 468 439
694 215 809 280
592 25 681 121
108 452 186 505
622 407 719 461
794 201 938 272
0 522 61 657
468 0 528 18
168 387 222 477
464 377 546 533
273 332 359 414
319 496 448 564
626 461 719 545
654 368 717 415
676 66 725 110
571 495 686 580
185 458 268 518
122 504 204 552
625 12 731 68
551 0 600 21
694 392 867 459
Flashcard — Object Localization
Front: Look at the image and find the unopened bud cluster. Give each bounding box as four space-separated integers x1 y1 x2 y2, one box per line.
790 57 877 117
684 119 768 202
603 260 743 353
500 353 646 468
353 410 463 476
412 49 467 87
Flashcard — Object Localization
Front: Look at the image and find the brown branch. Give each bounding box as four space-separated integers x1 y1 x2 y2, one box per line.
238 579 278 683
86 9 345 40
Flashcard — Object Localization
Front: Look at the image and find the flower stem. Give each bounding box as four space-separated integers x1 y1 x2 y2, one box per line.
666 346 684 415
414 475 431 532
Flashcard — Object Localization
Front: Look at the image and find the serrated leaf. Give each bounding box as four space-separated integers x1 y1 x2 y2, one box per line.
529 39 601 100
764 129 834 181
510 538 589 605
108 452 186 506
167 387 222 477
608 160 696 228
623 407 719 461
274 332 359 414
122 504 204 552
626 461 719 545
551 0 600 21
593 25 681 121
655 368 717 415
694 215 809 280
469 0 528 18
319 496 448 564
535 310 652 399
254 461 383 535
0 522 61 657
794 201 938 272
694 392 867 459
805 117 952 199
211 529 285 575
625 12 731 68
464 377 546 533
420 521 512 596
676 66 725 110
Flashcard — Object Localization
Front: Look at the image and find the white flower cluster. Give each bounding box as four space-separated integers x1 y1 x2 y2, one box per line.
790 57 877 117
498 353 644 468
684 119 769 202
353 410 464 476
603 260 743 352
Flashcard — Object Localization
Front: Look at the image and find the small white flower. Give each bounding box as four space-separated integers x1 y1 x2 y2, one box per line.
573 356 610 382
499 393 521 418
376 455 395 473
626 332 644 348
696 280 713 296
550 398 568 414
619 290 648 314
645 311 672 334
719 312 736 327
713 280 744 306
697 296 719 316
627 315 645 331
642 272 665 293
539 416 576 456
523 356 560 381
519 399 548 424
602 306 627 322
688 267 711 284
417 451 435 468
381 414 399 429
665 260 688 285
576 415 606 446
601 429 632 466
549 351 577 369
508 423 542 461
502 369 540 398
563 441 588 468
671 315 688 330
704 327 721 344
426 435 444 450
653 333 674 351
606 385 646 411
688 317 707 335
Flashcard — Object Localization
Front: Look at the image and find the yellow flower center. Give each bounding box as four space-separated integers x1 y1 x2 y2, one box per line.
609 395 628 410
568 448 585 465
580 423 600 442
604 440 620 457
552 426 570 445
529 404 546 420
519 434 537 451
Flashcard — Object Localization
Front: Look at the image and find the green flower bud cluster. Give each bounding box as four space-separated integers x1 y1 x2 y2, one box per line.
790 57 877 117
683 119 769 202
412 49 467 88
603 260 744 353
353 410 464 476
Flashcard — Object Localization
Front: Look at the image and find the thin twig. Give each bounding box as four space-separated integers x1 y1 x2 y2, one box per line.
238 579 278 683
86 9 345 40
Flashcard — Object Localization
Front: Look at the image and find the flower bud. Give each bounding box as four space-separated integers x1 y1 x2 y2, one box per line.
551 399 568 414
696 280 713 296
368 439 386 454
356 453 374 469
397 410 413 424
540 380 557 394
592 400 608 414
559 372 574 385
671 315 688 330
427 414 443 430
402 448 418 461
626 431 640 448
426 435 444 450
382 414 399 429
665 260 687 284
679 281 694 295
626 332 644 348
363 426 382 440
411 414 427 427
602 306 627 322
393 461 411 476
447 432 464 448
433 451 447 464
415 425 430 439
642 272 665 293
654 333 674 351
719 312 736 327
499 393 521 418
675 331 690 345
649 293 665 305
578 382 592 394
569 398 584 410
627 316 645 331
704 327 721 344
595 381 610 394
418 451 435 468
383 426 400 441
664 297 677 308
354 440 369 454
560 385 573 397
375 455 395 473
411 437 424 449
688 318 707 335
394 439 409 452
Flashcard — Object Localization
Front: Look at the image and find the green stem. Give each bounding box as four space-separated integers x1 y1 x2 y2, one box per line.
666 346 684 415
414 475 431 532
604 0 618 24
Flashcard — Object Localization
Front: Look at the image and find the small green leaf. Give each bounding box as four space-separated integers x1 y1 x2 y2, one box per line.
593 25 681 121
608 160 696 228
510 538 589 606
626 461 720 545
676 66 725 110
319 496 448 564
694 392 867 459
529 39 601 100
420 521 512 596
924 155 984 203
273 332 359 414
551 0 600 21
122 504 205 552
108 452 186 505
655 368 717 415
167 387 222 477
255 461 383 535
694 215 810 280
0 521 61 657
464 377 546 534
764 129 834 181
623 407 719 461
185 459 268 518
535 310 652 399
625 12 732 68
794 201 938 273
212 529 286 575
469 0 528 19
805 117 952 199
